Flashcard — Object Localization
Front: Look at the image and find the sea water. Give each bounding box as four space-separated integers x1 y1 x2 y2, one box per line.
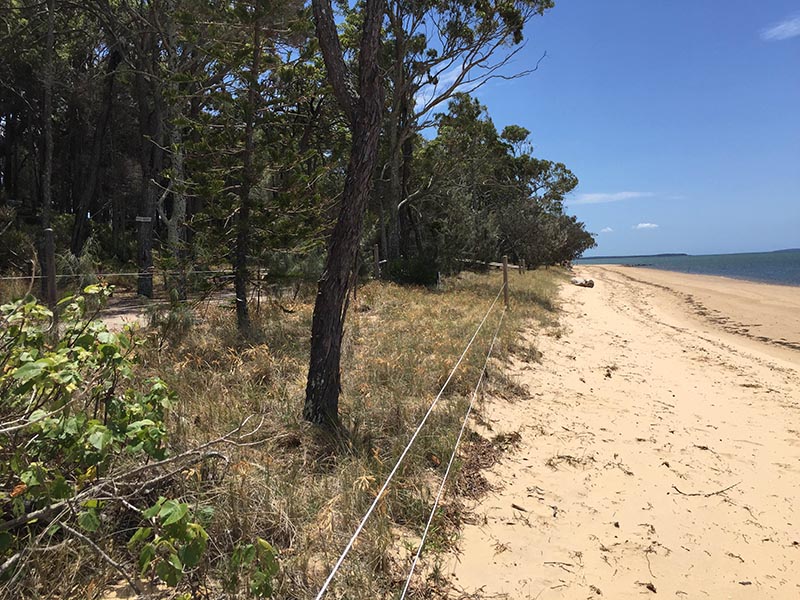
575 250 800 287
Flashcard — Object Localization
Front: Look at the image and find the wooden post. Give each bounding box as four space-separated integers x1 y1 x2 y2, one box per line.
373 244 380 279
502 255 509 309
521 259 526 274
44 227 58 338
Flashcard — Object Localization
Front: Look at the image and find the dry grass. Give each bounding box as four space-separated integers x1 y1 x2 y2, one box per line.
150 269 559 598
3 268 561 599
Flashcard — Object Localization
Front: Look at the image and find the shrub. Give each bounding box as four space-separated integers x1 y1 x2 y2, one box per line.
384 256 439 286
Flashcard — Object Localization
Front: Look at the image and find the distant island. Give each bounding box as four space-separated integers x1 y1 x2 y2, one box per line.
579 253 688 260
772 248 800 253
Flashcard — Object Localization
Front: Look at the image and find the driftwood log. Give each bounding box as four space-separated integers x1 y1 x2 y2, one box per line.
570 277 595 288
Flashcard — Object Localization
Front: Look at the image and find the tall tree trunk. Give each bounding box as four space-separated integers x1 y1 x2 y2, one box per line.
303 0 385 427
134 47 165 298
71 50 121 256
157 121 187 299
235 8 263 333
40 0 56 309
303 115 382 425
386 119 402 259
2 111 15 204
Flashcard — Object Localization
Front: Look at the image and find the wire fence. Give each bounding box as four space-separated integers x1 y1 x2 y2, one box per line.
4 251 521 595
313 275 510 599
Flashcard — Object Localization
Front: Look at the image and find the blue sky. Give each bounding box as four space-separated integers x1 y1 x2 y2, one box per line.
471 1 800 256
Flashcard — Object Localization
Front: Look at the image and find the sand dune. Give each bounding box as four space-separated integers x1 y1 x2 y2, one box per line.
448 266 800 599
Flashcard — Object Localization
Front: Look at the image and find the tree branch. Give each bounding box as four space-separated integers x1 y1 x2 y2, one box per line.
311 0 357 123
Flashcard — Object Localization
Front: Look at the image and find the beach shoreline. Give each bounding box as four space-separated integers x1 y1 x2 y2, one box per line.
447 264 800 599
588 265 800 360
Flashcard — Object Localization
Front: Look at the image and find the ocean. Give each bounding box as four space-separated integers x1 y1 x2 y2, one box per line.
575 249 800 287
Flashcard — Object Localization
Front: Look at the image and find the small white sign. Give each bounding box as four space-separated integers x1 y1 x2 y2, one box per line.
135 216 152 223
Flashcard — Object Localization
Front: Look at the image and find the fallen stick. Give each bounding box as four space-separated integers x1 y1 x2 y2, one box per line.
671 481 740 497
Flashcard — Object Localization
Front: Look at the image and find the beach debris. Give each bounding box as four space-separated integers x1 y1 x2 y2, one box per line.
511 503 528 512
670 481 740 497
543 561 575 573
636 581 657 593
571 277 595 288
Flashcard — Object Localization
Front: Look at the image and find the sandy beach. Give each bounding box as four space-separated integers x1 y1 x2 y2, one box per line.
449 266 800 599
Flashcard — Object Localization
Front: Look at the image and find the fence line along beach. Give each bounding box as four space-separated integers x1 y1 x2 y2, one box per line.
448 264 800 599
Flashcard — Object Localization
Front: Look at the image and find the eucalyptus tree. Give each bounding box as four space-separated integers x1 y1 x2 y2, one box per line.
303 0 386 426
303 0 559 426
378 0 555 261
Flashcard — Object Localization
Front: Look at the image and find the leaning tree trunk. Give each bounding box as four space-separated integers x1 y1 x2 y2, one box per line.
303 0 385 427
303 115 383 426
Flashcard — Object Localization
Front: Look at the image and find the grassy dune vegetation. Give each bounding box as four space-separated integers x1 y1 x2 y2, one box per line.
1 268 561 598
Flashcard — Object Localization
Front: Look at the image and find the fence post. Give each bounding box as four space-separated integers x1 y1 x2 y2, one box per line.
43 227 58 338
521 258 526 274
502 255 509 309
373 244 381 279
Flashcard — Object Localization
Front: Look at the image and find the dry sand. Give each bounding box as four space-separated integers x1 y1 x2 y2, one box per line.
448 266 800 599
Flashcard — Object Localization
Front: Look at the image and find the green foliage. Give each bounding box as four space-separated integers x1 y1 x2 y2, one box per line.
384 256 439 286
1 285 172 502
0 284 282 595
0 285 173 574
410 94 595 268
129 497 209 587
224 538 280 597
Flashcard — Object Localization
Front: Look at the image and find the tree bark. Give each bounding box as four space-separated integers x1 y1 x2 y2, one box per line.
134 33 165 299
71 50 121 256
234 7 263 333
40 0 57 309
304 0 385 427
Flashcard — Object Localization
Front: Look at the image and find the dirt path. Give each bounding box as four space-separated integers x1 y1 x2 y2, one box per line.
448 266 800 599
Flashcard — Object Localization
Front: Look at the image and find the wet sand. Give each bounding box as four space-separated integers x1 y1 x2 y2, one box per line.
449 266 800 599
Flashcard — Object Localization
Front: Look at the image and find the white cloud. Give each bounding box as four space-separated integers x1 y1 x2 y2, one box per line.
571 191 654 205
600 227 614 233
633 223 659 230
761 15 800 41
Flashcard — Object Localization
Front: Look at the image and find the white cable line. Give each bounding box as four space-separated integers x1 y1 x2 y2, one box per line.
399 307 506 599
313 282 506 600
0 270 232 281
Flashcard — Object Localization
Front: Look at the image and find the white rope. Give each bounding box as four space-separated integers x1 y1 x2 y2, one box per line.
399 306 506 598
313 282 506 600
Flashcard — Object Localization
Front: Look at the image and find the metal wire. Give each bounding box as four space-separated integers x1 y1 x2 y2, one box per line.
312 282 506 600
398 306 507 598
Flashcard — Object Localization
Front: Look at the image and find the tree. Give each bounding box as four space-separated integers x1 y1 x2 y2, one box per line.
303 0 386 427
377 0 554 262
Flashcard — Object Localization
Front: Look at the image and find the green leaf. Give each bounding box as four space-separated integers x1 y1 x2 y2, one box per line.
159 500 188 526
128 526 152 548
156 553 183 586
78 508 101 532
49 475 72 499
139 542 156 574
179 536 205 568
12 360 46 382
0 532 12 553
87 427 113 451
142 499 164 519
